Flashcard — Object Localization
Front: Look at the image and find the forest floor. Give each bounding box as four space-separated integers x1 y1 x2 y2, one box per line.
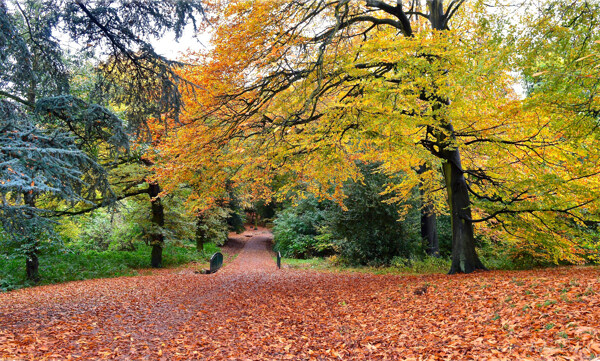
1 227 599 360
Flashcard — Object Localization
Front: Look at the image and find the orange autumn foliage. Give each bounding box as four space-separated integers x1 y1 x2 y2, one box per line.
154 0 600 265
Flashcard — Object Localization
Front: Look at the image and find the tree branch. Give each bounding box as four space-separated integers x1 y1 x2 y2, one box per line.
0 90 34 108
468 199 596 223
445 0 466 25
314 15 403 42
50 188 150 217
74 1 139 65
365 0 413 36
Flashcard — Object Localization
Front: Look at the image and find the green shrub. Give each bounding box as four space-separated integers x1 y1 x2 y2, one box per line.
196 206 231 247
77 211 117 250
201 242 220 255
325 163 420 266
435 214 453 257
476 237 550 270
223 182 246 233
273 196 335 258
273 163 424 265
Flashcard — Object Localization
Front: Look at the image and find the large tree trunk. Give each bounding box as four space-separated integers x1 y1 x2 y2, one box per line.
148 182 164 268
441 147 486 274
423 0 484 272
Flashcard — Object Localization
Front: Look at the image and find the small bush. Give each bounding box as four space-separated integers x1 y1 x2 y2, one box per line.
476 237 546 270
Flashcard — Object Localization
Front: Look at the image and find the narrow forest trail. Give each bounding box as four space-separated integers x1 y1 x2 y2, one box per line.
1 228 599 360
220 227 277 275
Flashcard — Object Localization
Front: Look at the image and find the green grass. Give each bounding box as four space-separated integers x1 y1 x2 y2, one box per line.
201 242 221 257
278 257 327 269
278 255 451 275
0 242 219 292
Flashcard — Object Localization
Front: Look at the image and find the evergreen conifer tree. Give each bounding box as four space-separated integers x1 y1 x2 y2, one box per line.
0 0 204 280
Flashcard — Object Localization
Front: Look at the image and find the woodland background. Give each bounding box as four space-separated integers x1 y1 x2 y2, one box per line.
1 0 600 291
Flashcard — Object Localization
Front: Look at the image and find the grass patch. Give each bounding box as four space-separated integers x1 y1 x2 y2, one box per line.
201 242 221 257
278 257 328 269
1 242 218 292
391 256 451 274
278 255 451 275
270 256 329 270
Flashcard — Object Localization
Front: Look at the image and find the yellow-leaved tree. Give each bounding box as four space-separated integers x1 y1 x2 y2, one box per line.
155 0 600 273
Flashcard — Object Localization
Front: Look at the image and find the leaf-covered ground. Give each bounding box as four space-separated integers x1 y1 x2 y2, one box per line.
1 229 599 360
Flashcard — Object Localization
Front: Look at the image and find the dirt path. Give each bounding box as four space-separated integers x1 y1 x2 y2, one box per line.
220 227 276 275
0 228 281 360
1 228 599 360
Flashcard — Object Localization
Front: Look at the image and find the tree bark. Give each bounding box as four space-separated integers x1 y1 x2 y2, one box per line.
441 145 486 274
148 182 164 268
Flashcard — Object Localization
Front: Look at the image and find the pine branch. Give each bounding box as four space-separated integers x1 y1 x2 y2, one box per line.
0 90 33 108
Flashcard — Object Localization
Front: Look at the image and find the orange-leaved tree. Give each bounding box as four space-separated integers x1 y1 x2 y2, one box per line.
156 0 600 272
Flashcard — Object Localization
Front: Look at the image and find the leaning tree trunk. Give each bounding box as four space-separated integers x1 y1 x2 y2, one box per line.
148 182 164 268
441 146 486 274
23 192 40 282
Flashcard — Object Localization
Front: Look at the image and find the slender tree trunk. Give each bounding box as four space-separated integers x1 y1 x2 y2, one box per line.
195 213 206 253
417 165 439 257
148 182 164 268
23 55 41 281
25 250 39 282
441 145 486 274
421 197 439 257
23 192 40 282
